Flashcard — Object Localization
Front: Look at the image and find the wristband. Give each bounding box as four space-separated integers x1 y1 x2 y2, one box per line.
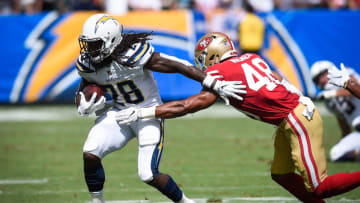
323 90 337 99
138 106 156 119
344 79 351 89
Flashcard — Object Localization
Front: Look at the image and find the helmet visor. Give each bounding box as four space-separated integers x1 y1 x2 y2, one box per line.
79 37 105 62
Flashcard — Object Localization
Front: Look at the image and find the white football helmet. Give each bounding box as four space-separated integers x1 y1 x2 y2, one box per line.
194 32 238 71
79 13 123 63
310 60 336 82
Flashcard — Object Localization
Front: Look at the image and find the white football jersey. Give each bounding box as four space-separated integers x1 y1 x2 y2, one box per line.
325 68 360 128
76 41 163 109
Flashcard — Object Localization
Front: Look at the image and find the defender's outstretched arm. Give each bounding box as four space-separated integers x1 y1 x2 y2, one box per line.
115 90 218 124
155 90 218 119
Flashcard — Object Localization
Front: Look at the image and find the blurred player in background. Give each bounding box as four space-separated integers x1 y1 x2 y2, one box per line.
116 32 360 202
327 62 360 99
75 14 245 203
311 61 360 162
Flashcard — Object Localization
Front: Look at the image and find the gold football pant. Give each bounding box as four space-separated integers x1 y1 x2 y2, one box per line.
271 103 328 191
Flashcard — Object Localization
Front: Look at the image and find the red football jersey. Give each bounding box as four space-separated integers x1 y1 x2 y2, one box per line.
206 53 300 125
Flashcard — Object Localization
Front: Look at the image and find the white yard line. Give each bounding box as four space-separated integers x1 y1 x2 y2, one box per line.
0 178 48 184
89 196 360 203
0 185 358 202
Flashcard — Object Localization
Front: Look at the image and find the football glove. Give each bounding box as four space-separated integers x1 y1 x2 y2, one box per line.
115 107 139 124
115 106 156 125
316 90 337 100
77 92 106 117
328 63 350 88
203 70 247 105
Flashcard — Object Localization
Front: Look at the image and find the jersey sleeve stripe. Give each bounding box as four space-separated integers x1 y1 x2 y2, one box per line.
128 42 149 64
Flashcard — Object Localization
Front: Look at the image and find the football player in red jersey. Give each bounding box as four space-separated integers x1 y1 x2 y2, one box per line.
116 32 360 202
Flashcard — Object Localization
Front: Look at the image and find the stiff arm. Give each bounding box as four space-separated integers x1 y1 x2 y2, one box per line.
115 90 218 123
155 90 218 119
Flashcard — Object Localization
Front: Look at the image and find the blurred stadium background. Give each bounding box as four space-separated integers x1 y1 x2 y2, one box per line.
1 0 360 202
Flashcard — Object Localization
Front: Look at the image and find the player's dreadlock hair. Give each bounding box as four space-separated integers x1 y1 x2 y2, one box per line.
111 32 153 66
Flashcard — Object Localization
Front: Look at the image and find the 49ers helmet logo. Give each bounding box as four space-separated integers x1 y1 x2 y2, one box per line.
198 37 212 50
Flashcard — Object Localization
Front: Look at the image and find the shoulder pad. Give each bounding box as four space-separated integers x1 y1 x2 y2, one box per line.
76 56 95 73
125 41 154 67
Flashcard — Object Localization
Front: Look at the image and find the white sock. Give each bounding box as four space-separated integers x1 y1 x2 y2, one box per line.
90 190 105 203
177 193 196 203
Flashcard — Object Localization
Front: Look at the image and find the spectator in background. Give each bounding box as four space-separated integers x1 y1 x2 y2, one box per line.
177 0 196 9
238 0 265 54
275 0 327 9
104 0 128 15
14 0 42 14
293 0 324 8
0 0 13 15
40 0 69 13
348 0 360 9
128 0 162 11
194 0 220 13
274 0 296 10
247 0 274 12
327 0 347 9
162 0 179 10
71 0 103 11
41 0 58 11
207 0 245 44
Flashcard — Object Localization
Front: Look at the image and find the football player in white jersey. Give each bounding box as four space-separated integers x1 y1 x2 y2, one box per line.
75 14 247 203
311 60 360 162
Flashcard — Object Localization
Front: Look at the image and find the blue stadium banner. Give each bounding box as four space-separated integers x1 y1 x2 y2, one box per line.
0 10 359 103
261 10 360 97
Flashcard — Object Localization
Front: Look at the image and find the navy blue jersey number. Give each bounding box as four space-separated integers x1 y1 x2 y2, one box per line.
104 80 145 105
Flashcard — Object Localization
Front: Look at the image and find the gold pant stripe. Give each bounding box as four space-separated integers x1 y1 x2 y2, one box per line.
286 111 321 189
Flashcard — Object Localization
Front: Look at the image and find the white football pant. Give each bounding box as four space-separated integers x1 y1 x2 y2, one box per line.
83 109 164 182
330 131 360 161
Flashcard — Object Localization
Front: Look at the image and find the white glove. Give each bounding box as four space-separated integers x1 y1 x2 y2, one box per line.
203 70 247 105
115 106 156 125
328 63 350 88
316 90 337 100
115 107 139 124
77 92 106 117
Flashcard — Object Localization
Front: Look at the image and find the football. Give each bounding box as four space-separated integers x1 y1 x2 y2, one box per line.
76 84 105 106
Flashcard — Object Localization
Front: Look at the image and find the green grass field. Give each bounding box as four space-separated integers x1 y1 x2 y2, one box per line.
1 104 360 203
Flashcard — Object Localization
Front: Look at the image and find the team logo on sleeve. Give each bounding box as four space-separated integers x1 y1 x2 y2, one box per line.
198 37 212 50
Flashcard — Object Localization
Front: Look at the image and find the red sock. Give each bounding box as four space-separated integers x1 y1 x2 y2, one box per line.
315 172 360 198
272 173 325 203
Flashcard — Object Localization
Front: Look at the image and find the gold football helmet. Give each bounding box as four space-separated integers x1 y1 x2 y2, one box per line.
194 32 238 71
